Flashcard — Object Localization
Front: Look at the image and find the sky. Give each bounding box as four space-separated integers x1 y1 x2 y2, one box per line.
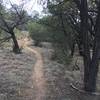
3 0 44 16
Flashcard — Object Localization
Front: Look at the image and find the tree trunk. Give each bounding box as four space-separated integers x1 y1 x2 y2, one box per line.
11 31 20 54
60 13 67 37
87 52 99 92
86 2 100 92
80 0 92 91
74 0 100 92
70 42 75 56
80 0 100 92
77 40 84 56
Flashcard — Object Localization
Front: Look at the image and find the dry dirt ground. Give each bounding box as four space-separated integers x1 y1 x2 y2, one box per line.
0 38 100 100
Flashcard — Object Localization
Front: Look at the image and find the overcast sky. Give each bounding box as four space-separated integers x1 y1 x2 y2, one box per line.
3 0 44 15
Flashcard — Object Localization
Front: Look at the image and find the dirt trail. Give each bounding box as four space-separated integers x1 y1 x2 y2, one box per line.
23 38 47 100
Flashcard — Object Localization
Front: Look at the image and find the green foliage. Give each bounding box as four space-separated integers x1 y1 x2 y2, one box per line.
45 0 75 65
27 21 53 42
51 43 72 65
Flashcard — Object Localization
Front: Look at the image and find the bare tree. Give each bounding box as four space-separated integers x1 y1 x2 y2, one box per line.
0 1 28 53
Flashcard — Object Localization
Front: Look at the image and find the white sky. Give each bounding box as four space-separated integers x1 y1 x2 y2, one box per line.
3 0 44 15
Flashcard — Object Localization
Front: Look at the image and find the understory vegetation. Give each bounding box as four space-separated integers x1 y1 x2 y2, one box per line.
0 0 100 95
27 19 73 65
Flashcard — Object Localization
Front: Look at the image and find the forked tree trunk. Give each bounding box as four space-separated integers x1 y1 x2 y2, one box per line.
11 31 20 54
86 2 100 92
80 0 100 92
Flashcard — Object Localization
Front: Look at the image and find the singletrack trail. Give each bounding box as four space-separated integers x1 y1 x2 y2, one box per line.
23 38 47 100
18 38 73 100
